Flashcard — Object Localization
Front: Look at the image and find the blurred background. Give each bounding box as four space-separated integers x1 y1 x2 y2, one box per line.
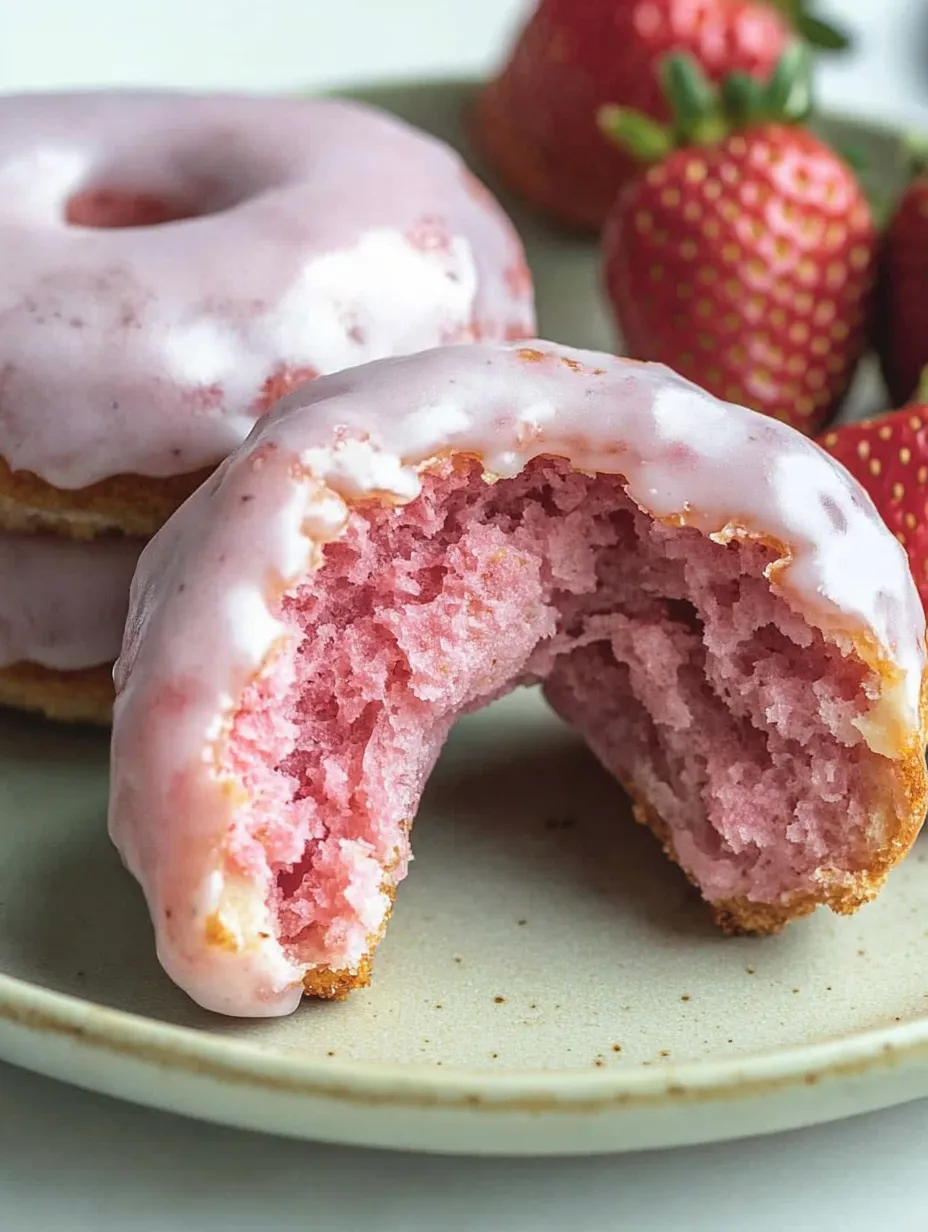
3 0 928 131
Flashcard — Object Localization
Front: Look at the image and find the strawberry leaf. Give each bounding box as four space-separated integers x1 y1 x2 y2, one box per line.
793 12 851 52
903 132 928 178
598 105 674 163
762 41 814 122
721 72 764 124
916 368 928 405
661 54 718 139
769 0 852 52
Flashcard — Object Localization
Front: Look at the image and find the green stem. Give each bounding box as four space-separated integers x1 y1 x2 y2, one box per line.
917 367 928 405
599 46 819 164
597 106 675 163
904 132 928 178
770 0 852 51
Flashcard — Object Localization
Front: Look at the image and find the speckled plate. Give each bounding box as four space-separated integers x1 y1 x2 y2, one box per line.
0 81 924 1157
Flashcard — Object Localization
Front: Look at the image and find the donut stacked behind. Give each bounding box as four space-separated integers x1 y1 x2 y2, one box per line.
0 532 143 722
0 91 535 721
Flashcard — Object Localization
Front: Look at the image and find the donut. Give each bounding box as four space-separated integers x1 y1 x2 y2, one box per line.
0 90 534 719
0 532 142 723
108 341 928 1017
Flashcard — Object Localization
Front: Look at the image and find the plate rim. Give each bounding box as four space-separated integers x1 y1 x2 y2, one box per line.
2 958 928 1116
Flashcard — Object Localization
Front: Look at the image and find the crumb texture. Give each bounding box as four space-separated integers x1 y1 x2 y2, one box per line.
222 458 884 973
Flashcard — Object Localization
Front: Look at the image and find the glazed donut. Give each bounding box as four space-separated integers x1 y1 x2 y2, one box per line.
108 341 927 1017
0 532 142 723
0 90 534 720
0 90 534 531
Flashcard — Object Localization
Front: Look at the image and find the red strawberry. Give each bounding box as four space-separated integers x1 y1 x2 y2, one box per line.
819 392 928 608
474 0 848 232
876 156 928 406
601 49 877 435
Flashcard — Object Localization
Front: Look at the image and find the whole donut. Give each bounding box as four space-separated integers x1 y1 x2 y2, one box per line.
0 91 535 532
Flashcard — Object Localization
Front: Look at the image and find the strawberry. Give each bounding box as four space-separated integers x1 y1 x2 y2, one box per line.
875 151 928 406
474 0 849 232
819 387 928 608
601 48 877 435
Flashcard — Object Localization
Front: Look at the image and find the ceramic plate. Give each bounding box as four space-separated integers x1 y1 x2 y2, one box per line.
0 81 924 1157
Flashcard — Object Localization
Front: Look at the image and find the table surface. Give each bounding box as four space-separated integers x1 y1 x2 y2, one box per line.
2 1 928 1228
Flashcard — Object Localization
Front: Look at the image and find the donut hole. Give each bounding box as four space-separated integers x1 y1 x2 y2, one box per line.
64 187 203 229
221 456 883 975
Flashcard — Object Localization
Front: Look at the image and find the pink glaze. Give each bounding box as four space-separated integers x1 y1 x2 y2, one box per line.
108 342 926 1017
0 531 142 670
0 91 534 487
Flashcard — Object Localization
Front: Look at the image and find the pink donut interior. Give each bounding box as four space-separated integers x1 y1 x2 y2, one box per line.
222 457 879 972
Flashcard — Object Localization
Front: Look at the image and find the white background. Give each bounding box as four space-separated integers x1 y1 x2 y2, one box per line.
2 1 928 1228
3 0 928 131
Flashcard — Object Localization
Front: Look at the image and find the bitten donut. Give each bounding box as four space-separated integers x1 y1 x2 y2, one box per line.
0 90 534 720
109 342 928 1017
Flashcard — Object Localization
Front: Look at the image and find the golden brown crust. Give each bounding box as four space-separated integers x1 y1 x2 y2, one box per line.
710 897 817 936
299 880 398 999
301 954 374 1000
626 666 928 936
0 661 114 725
0 454 209 539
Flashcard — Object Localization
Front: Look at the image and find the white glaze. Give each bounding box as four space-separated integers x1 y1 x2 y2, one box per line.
109 342 927 1017
0 91 535 488
0 531 142 670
